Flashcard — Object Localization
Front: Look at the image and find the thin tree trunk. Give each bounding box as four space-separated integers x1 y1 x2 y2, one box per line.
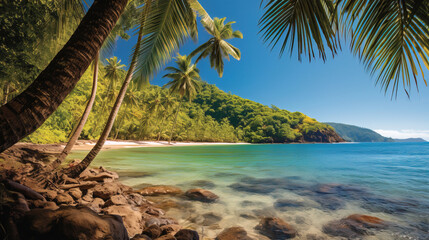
0 0 128 153
3 83 10 105
157 115 167 141
50 53 99 169
63 25 144 178
168 99 183 144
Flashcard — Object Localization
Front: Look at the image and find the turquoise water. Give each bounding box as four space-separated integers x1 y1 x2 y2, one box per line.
70 143 429 239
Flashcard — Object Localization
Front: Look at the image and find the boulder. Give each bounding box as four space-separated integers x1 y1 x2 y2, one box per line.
185 189 219 203
156 234 176 240
131 234 152 240
255 217 297 239
38 189 58 200
104 205 144 237
323 214 386 238
127 193 147 206
87 198 105 212
93 182 131 200
216 227 253 240
82 189 94 202
68 188 83 200
105 195 129 207
137 185 183 196
174 229 199 240
160 224 181 236
143 225 162 239
55 193 74 204
17 206 129 240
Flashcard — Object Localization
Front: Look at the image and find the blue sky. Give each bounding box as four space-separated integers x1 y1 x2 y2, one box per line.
113 0 429 140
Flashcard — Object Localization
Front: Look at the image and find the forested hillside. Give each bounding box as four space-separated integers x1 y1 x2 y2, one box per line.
326 122 394 142
24 67 342 144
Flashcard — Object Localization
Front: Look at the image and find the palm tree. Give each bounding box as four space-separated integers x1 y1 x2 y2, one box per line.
259 0 429 97
163 54 202 144
114 82 140 139
157 94 177 141
63 0 208 178
190 17 243 77
0 0 128 153
140 91 164 138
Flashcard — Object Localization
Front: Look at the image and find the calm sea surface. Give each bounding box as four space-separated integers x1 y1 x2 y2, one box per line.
70 142 429 239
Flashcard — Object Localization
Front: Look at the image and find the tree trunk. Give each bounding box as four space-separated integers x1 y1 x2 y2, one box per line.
63 25 144 178
157 115 167 141
50 53 99 169
168 100 183 144
0 0 128 153
3 83 10 105
114 104 129 139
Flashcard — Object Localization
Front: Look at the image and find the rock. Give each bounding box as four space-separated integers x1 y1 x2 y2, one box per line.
154 199 180 211
60 181 98 190
156 234 176 240
55 193 74 204
18 206 129 240
105 195 129 207
43 201 59 210
145 218 178 227
127 193 147 206
68 188 82 200
305 234 327 240
137 185 183 196
202 212 222 226
216 227 253 240
38 189 57 200
313 195 344 210
88 198 105 212
82 189 94 202
143 225 162 239
160 224 181 236
255 217 297 239
185 189 219 203
131 234 152 240
189 180 216 189
323 214 386 238
93 182 131 200
3 179 45 200
274 199 305 209
141 205 165 216
104 205 144 237
174 229 199 240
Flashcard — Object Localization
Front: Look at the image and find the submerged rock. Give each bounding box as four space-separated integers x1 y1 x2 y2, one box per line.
189 180 216 189
202 212 222 226
174 229 199 240
255 217 297 239
274 199 305 210
216 226 253 240
185 189 219 203
137 185 183 196
17 206 129 240
323 214 386 238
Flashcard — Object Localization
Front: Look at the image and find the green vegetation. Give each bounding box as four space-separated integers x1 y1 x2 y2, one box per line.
325 122 394 143
24 64 338 144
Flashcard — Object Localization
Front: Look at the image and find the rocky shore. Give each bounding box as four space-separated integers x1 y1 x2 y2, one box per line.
0 145 421 239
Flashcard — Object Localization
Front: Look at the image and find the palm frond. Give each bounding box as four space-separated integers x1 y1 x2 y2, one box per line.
133 0 198 88
259 0 338 61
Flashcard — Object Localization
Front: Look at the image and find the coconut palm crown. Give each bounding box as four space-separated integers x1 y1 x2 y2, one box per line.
163 54 202 101
190 17 243 78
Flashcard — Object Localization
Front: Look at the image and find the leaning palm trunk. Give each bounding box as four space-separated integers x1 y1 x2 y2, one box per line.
0 0 128 153
63 25 144 178
168 99 183 144
50 53 99 169
156 115 167 141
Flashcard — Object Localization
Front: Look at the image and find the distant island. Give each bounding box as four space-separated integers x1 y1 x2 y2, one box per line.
326 123 427 143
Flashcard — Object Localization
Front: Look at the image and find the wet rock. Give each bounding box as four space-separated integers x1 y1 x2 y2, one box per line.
143 225 162 239
202 212 222 226
160 224 181 236
174 229 199 240
131 234 152 240
274 199 305 210
127 193 147 206
55 193 74 204
105 194 128 207
239 213 257 219
229 182 275 194
185 189 219 203
18 206 129 240
93 182 131 200
323 214 386 238
313 195 344 210
189 180 216 189
80 168 119 182
156 234 176 240
216 226 253 240
137 185 183 196
145 217 177 227
68 188 82 200
255 217 297 239
104 205 144 237
305 234 327 240
154 199 180 211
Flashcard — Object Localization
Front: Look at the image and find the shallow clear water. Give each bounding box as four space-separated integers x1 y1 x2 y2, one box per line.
70 143 429 239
